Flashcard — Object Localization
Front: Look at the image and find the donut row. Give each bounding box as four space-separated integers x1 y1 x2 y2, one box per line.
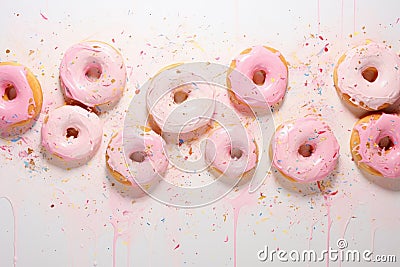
227 42 400 111
0 40 399 187
105 112 400 187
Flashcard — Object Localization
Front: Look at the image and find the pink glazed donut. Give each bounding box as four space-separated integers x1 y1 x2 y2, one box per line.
334 42 400 111
271 117 340 183
41 105 102 165
146 63 216 134
0 62 43 137
60 41 126 112
204 126 258 178
227 45 288 108
106 128 169 186
351 113 400 178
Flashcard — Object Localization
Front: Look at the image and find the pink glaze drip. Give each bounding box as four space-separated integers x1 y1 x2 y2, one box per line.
0 197 17 267
60 41 126 109
228 45 288 107
204 126 257 178
108 190 147 267
324 195 332 267
106 130 169 185
227 188 254 267
41 105 102 163
110 218 121 267
336 42 400 110
353 113 400 178
0 65 35 133
353 0 356 33
272 117 340 182
317 0 321 33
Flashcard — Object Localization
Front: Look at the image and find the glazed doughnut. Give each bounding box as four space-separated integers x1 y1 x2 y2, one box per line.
350 113 400 178
0 62 42 137
60 41 126 112
204 126 258 178
106 128 169 186
271 117 340 183
227 45 288 108
146 63 215 134
41 105 102 165
334 42 400 111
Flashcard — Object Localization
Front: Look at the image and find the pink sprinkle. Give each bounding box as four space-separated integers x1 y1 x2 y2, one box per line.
319 36 324 40
224 235 229 242
174 244 180 250
215 57 220 60
40 12 48 20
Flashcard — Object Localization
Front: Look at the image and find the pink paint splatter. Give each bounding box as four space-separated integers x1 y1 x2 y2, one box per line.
40 12 48 20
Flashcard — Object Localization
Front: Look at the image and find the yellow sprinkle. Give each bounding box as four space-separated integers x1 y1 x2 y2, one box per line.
139 125 152 132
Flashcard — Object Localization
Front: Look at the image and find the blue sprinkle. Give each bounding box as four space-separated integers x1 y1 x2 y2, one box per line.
11 137 21 142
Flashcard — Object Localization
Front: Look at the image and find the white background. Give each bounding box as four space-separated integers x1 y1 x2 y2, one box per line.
0 0 400 266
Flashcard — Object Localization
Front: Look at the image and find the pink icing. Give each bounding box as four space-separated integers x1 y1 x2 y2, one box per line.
336 42 400 110
204 126 257 178
0 65 36 134
353 114 400 178
272 117 340 183
41 105 102 163
60 41 126 109
228 46 288 107
107 129 169 185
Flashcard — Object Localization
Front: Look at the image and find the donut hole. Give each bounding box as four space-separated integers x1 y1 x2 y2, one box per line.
66 127 79 139
130 151 147 163
173 90 189 104
378 136 394 151
252 70 267 86
230 147 243 160
298 143 315 157
85 64 102 82
362 67 378 83
2 84 17 101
